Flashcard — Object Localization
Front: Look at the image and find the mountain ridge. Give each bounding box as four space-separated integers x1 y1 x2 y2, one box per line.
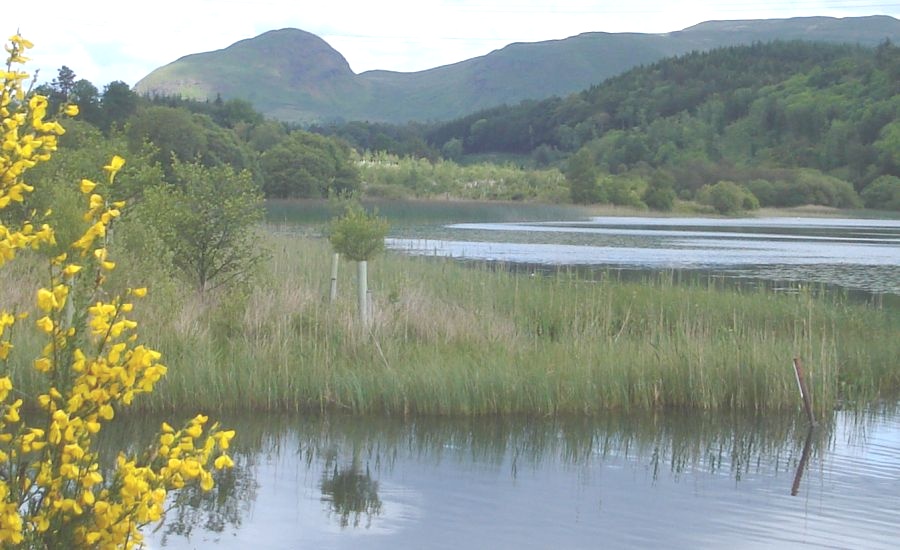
134 16 900 124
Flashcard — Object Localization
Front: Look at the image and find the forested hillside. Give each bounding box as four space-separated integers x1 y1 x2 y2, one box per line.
423 41 900 210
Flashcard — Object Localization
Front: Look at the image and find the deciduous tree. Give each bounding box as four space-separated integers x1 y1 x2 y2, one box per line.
141 161 266 293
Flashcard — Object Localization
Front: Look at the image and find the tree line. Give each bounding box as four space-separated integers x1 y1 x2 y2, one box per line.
37 66 363 200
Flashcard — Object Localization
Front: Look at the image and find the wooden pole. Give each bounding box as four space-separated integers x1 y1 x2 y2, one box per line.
357 260 370 327
792 357 816 426
329 252 339 302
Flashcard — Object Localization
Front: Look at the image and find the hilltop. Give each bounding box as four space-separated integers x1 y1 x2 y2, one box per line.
134 15 900 124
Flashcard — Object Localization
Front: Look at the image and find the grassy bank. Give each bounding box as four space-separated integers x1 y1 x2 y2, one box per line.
5 231 898 416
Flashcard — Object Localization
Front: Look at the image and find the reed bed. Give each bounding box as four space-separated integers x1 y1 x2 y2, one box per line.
4 230 898 416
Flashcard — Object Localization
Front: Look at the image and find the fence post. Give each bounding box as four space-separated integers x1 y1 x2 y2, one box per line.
330 252 339 302
792 357 816 425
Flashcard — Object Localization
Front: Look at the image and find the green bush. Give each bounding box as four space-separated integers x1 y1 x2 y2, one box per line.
642 177 676 211
140 161 266 292
860 175 900 211
697 181 758 214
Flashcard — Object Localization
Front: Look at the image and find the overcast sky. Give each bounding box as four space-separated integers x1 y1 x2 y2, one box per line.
9 0 900 88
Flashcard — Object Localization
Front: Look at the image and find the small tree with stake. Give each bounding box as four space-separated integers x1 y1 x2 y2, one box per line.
328 202 389 327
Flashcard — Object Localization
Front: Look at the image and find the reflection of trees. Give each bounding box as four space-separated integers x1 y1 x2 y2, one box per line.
320 450 383 528
157 454 259 543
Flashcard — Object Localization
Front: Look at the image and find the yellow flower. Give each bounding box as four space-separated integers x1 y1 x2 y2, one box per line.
103 155 125 182
36 288 58 312
3 400 22 422
10 34 34 49
33 357 52 372
79 179 96 193
35 316 54 333
64 104 79 117
215 430 236 450
0 377 12 401
214 454 234 469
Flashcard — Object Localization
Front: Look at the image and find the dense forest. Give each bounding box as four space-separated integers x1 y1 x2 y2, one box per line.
36 39 900 213
419 40 900 211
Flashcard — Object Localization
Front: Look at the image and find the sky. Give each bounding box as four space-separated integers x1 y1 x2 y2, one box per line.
9 0 900 88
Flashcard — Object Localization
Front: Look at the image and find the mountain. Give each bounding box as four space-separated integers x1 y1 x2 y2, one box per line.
134 16 900 124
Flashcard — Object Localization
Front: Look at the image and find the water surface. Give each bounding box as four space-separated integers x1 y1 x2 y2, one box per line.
138 409 900 549
387 216 900 295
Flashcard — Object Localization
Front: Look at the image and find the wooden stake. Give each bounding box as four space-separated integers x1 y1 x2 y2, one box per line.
330 253 339 302
357 260 370 327
792 357 816 426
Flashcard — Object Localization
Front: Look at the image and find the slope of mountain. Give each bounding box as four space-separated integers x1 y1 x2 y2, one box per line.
134 16 900 124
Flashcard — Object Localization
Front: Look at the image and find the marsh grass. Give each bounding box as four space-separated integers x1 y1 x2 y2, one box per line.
3 231 897 416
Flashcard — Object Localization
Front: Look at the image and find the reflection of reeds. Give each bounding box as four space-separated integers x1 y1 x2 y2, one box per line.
102 408 846 486
4 231 898 415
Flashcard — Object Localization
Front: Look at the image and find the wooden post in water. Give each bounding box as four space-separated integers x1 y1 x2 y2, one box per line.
792 357 816 426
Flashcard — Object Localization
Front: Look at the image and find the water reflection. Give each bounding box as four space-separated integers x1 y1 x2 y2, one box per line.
155 458 258 545
791 426 815 497
320 451 384 528
111 407 900 549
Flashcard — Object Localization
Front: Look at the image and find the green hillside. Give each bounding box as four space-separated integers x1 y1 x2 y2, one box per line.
134 16 900 124
423 40 900 209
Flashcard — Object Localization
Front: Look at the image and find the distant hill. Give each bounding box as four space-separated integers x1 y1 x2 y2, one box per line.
134 16 900 124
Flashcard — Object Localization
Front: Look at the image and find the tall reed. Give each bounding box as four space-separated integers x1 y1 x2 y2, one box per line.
4 231 897 416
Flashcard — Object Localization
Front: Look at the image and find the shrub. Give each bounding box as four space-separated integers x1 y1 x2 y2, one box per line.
696 181 758 214
140 160 266 293
0 35 234 548
642 177 677 211
328 202 390 262
860 175 900 211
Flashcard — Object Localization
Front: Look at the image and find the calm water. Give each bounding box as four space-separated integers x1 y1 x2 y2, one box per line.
136 409 900 549
387 216 900 296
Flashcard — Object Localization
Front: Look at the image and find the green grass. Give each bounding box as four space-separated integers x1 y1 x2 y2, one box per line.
131 232 900 415
4 230 898 416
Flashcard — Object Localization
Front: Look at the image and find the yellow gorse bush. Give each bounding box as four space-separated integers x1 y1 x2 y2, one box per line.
0 35 234 548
